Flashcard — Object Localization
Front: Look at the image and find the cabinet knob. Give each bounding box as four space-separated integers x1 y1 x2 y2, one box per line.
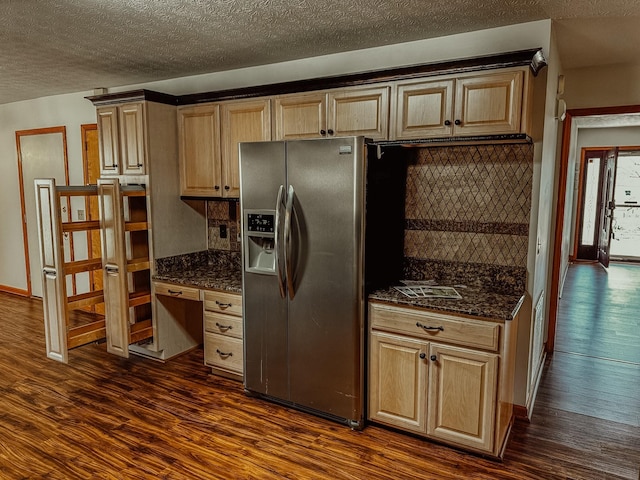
419 353 426 359
454 119 461 126
327 129 334 135
214 185 220 190
430 355 437 362
320 129 326 136
444 120 451 126
224 185 230 190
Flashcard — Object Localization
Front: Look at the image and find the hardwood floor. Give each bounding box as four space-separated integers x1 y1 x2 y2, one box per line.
1 286 639 479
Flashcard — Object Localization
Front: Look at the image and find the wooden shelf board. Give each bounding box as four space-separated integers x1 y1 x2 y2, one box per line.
62 220 101 232
124 222 148 232
56 185 99 196
128 291 151 308
67 290 104 310
64 258 102 275
127 258 150 273
121 187 146 197
129 319 153 344
67 319 106 349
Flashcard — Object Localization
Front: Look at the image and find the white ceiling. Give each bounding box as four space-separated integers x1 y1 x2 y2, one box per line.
2 0 640 105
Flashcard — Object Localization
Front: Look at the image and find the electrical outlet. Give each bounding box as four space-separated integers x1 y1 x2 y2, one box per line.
219 224 227 239
77 210 85 221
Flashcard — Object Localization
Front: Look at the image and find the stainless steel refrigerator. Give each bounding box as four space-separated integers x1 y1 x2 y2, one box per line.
239 136 367 428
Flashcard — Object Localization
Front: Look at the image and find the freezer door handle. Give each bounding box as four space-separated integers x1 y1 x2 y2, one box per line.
275 184 286 299
284 184 296 300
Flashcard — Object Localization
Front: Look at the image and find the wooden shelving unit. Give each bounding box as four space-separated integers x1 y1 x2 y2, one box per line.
98 178 154 358
34 180 107 363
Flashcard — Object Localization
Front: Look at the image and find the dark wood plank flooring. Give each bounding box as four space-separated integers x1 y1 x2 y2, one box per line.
1 283 638 479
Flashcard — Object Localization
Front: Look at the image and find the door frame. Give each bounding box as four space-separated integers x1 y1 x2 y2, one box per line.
14 126 70 298
548 105 640 352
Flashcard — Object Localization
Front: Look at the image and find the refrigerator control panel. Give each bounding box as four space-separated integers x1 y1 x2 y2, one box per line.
247 213 275 234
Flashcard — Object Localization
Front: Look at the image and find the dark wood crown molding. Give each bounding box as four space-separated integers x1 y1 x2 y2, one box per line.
84 48 546 108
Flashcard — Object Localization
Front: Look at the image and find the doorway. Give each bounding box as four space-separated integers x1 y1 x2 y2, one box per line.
575 147 640 263
16 127 70 298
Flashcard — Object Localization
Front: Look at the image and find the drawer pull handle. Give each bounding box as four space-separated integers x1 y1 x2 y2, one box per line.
216 349 233 358
168 289 183 296
215 301 233 308
215 322 232 332
416 322 444 332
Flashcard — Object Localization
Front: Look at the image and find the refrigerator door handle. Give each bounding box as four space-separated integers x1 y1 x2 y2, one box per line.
284 184 296 300
274 184 286 299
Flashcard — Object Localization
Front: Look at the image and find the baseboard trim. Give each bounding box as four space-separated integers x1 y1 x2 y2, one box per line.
0 285 30 297
515 350 548 422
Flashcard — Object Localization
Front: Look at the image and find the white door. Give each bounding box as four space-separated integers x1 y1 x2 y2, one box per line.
17 129 68 298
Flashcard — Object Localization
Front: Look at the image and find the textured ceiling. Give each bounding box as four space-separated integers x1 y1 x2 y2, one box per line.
1 0 640 105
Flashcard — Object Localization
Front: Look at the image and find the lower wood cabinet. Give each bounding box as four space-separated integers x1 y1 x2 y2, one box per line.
368 301 517 458
202 290 243 379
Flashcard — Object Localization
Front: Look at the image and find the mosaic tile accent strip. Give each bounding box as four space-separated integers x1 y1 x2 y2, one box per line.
406 219 529 236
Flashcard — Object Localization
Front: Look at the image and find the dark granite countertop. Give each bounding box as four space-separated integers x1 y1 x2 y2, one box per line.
153 250 242 294
369 285 525 321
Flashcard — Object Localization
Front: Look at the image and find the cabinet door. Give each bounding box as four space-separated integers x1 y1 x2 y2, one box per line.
97 106 120 176
427 343 498 452
393 79 454 139
119 102 147 175
274 93 327 140
453 70 524 136
98 178 130 358
328 86 389 140
369 331 428 433
220 99 271 198
178 104 222 197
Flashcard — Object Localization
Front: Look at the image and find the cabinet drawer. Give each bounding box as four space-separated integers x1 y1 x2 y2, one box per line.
203 290 242 317
154 281 201 301
204 332 243 373
204 311 243 339
369 302 500 351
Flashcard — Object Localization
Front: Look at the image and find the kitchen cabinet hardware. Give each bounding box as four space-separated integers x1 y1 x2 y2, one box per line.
454 119 461 125
419 352 426 359
215 322 232 332
216 348 233 357
416 322 444 331
320 129 326 135
215 300 233 308
214 185 220 190
224 185 230 190
168 289 183 296
444 120 451 126
327 129 334 135
430 354 437 362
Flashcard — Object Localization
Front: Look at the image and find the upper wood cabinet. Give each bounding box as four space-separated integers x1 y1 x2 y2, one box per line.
220 99 272 198
392 68 529 140
178 98 271 198
274 85 390 141
97 102 146 176
178 104 222 197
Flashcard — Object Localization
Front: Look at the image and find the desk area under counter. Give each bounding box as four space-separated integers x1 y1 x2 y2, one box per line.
367 285 524 458
152 250 243 380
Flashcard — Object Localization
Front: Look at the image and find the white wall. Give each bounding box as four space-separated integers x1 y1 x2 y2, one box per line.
513 26 561 409
563 64 640 109
0 19 553 293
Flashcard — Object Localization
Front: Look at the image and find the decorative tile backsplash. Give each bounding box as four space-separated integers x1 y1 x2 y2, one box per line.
207 200 241 253
403 143 533 292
